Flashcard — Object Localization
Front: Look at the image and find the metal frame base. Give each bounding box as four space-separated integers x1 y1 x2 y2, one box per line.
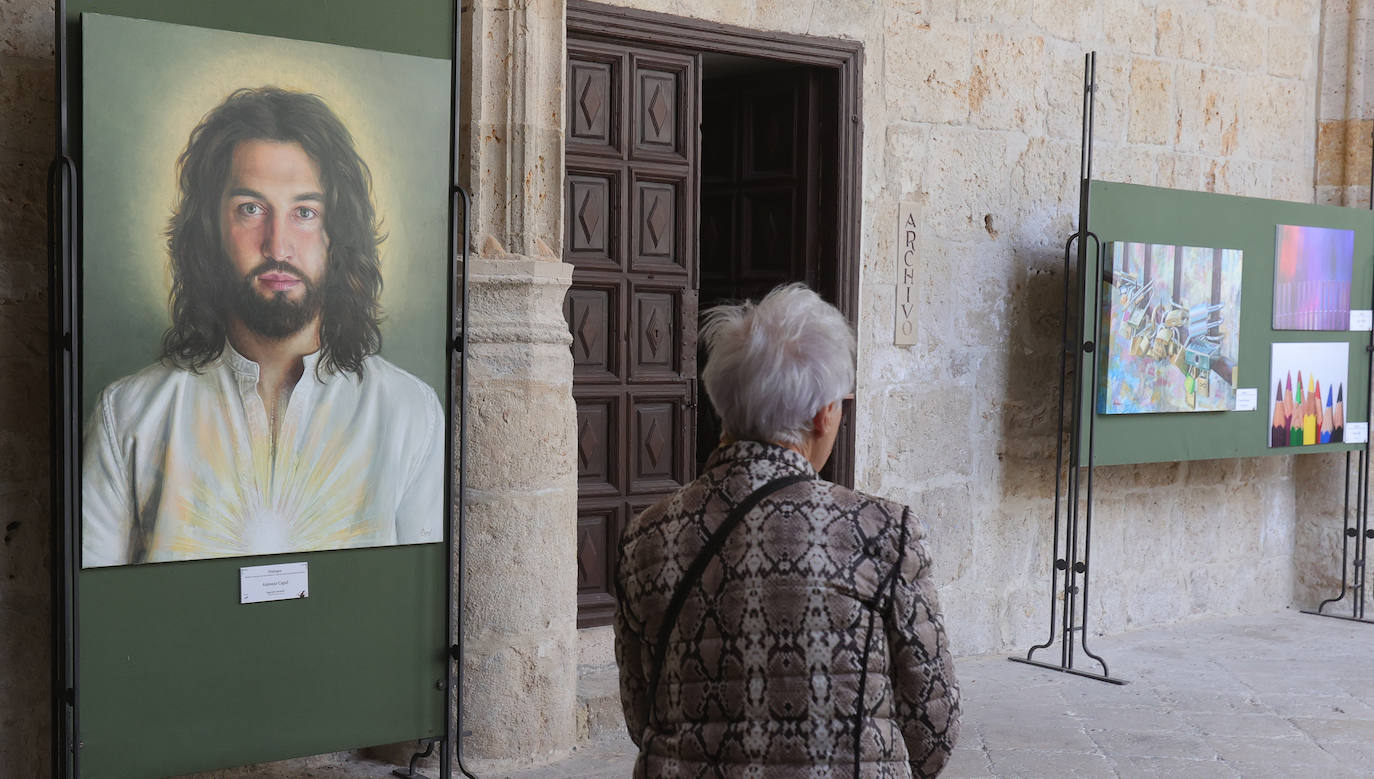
1008 656 1127 685
1299 609 1374 625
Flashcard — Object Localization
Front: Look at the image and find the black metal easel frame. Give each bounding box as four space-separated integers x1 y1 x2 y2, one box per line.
47 3 473 777
1301 131 1374 626
1008 52 1124 686
1011 58 1374 686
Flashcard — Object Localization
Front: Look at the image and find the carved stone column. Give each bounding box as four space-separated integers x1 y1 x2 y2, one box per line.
455 0 576 769
459 257 576 766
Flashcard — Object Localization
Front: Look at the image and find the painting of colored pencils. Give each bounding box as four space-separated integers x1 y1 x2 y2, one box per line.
1269 342 1350 448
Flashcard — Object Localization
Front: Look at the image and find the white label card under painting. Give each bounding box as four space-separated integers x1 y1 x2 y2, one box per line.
1351 310 1373 331
894 202 919 346
1346 422 1368 444
1268 342 1349 448
240 562 309 604
1234 388 1257 412
1098 241 1243 414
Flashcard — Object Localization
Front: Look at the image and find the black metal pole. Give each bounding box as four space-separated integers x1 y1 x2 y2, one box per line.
444 0 477 776
1011 50 1121 684
49 2 83 775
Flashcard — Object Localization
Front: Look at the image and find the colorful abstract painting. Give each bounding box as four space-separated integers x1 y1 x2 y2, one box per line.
1098 242 1244 414
1273 224 1355 330
1269 342 1349 447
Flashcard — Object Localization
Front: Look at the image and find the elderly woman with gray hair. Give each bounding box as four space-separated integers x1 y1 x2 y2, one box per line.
614 284 960 778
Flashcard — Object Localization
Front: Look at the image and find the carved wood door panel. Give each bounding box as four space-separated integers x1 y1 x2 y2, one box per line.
566 38 699 628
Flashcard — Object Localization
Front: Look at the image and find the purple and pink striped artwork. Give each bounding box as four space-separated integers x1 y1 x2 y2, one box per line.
1273 224 1355 331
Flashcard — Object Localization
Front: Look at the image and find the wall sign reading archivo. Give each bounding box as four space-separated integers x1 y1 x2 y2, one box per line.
80 14 450 568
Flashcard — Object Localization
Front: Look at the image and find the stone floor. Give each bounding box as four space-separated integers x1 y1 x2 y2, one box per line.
190 609 1374 778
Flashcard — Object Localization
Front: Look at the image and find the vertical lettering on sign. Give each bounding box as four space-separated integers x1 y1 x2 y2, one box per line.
894 202 920 345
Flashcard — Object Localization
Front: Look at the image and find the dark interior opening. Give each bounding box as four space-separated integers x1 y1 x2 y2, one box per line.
696 52 846 483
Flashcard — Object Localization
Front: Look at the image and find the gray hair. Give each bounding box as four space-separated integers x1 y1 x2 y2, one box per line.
700 283 855 446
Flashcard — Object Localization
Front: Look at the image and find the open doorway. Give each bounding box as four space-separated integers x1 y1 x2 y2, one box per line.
696 53 844 480
565 3 862 627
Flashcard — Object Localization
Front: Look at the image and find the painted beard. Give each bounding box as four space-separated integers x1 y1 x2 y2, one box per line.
229 259 324 339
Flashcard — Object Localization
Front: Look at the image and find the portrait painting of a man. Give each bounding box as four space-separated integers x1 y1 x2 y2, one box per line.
80 16 450 567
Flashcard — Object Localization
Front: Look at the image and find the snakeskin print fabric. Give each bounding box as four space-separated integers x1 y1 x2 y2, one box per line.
615 441 960 778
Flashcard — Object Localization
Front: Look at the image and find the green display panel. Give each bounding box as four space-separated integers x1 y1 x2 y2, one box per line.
65 3 453 776
1080 181 1373 467
80 547 446 777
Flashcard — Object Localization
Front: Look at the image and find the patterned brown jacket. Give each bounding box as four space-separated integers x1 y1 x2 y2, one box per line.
615 441 960 778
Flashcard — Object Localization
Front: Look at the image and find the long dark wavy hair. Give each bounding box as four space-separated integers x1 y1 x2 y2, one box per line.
163 86 384 377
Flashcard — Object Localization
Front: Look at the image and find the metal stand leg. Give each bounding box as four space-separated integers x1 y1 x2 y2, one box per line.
394 737 441 779
1305 451 1374 624
1009 51 1124 685
1303 136 1374 626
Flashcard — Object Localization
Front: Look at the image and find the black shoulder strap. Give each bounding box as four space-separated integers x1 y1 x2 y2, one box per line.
644 472 811 726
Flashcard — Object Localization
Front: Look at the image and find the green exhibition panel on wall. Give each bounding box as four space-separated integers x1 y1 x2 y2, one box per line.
1080 181 1373 467
67 3 453 776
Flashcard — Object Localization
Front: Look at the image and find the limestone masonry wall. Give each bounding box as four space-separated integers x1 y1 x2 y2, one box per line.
0 0 54 770
598 0 1330 656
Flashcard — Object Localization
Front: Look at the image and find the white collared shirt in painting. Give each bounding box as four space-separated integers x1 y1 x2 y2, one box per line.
81 343 444 567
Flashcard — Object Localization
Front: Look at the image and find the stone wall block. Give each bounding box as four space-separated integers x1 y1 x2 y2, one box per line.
1318 0 1351 119
1241 76 1310 166
1104 0 1158 56
463 489 577 637
1291 454 1349 604
1174 64 1244 156
0 0 52 58
466 384 574 492
1009 137 1076 247
1043 41 1083 142
1127 58 1174 146
466 0 566 260
924 127 1023 242
907 484 975 588
956 0 1032 24
1156 2 1217 61
878 386 975 484
462 631 577 767
882 18 972 126
802 0 883 40
1030 0 1101 44
969 32 1047 133
886 0 959 25
1096 144 1159 187
1271 162 1316 202
751 0 832 36
885 122 932 204
1155 152 1206 190
0 61 53 156
1268 22 1313 80
1211 11 1265 72
1268 0 1322 27
0 154 46 263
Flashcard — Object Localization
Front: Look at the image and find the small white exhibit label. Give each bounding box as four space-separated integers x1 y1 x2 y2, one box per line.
240 562 309 604
1351 310 1373 331
1346 423 1369 444
1234 388 1257 412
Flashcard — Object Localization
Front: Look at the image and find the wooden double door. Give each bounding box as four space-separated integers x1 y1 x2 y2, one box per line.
566 35 840 627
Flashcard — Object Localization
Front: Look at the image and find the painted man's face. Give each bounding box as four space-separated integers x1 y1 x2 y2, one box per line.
218 139 330 338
